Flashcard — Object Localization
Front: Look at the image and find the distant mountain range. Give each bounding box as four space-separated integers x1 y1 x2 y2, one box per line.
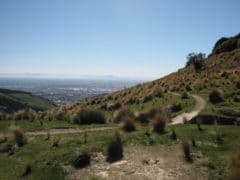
0 73 151 81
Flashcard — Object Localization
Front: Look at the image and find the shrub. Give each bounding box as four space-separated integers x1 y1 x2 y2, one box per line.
0 133 7 144
107 131 123 162
186 53 206 72
52 137 61 147
167 104 182 113
236 81 240 89
73 152 91 169
72 108 106 124
215 130 223 145
197 119 203 131
209 89 223 103
83 132 87 144
229 151 240 180
114 108 135 123
21 162 31 177
181 92 189 99
182 141 192 162
45 130 50 141
122 117 136 132
185 85 192 91
151 112 168 134
191 137 196 147
171 129 177 140
13 128 27 147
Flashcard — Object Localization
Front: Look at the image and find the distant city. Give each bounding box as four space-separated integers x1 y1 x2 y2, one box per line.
0 78 141 105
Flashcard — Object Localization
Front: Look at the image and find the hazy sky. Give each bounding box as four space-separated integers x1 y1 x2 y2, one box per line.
0 0 239 80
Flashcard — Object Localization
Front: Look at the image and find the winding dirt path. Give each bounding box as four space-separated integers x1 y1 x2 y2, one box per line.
25 94 206 136
170 94 206 125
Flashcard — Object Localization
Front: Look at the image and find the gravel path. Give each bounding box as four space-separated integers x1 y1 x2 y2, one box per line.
170 94 206 125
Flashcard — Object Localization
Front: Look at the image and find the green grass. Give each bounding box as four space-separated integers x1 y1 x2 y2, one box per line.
0 124 239 179
0 89 55 112
10 93 54 110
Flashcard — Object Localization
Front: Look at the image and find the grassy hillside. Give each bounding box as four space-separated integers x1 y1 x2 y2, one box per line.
40 33 240 124
0 89 55 113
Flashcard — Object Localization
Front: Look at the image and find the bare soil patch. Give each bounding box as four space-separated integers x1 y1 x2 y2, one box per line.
66 144 208 180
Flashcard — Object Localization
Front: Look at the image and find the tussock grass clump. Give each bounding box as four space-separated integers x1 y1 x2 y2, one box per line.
73 152 91 169
209 89 223 103
13 128 27 147
215 130 223 145
83 131 87 144
229 151 240 180
236 81 240 89
45 130 50 141
181 91 189 99
21 162 32 177
151 111 168 134
52 137 61 147
191 137 196 147
114 108 135 123
0 134 7 144
182 141 192 162
107 131 123 163
72 108 106 124
197 119 203 131
122 117 136 132
171 129 177 140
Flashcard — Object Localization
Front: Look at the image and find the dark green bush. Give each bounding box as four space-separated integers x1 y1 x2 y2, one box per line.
21 163 32 177
236 81 240 89
73 152 91 169
171 129 177 140
182 141 192 162
191 137 196 147
186 53 206 72
107 131 123 162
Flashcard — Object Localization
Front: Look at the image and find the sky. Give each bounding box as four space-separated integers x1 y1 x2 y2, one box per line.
0 0 240 80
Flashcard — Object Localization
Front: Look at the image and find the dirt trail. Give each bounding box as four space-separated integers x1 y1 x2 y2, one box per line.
26 126 116 136
24 94 206 136
170 94 206 125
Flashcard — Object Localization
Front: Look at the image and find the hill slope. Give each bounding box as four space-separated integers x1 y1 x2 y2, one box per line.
0 88 55 113
54 33 239 123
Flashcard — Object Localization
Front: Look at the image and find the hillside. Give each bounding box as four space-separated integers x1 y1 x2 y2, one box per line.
0 88 55 113
41 33 240 124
